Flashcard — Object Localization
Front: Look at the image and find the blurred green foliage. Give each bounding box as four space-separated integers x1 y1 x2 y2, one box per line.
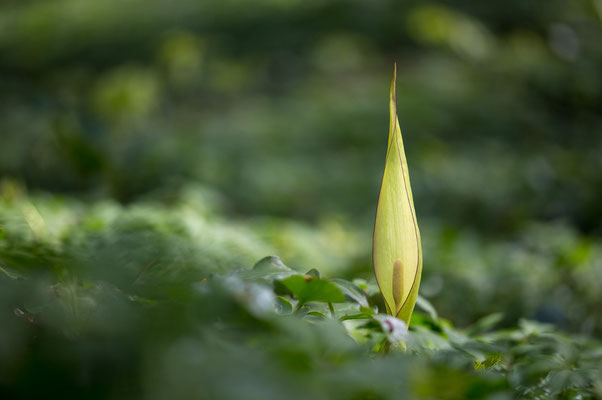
1 0 602 398
2 0 602 230
1 184 601 399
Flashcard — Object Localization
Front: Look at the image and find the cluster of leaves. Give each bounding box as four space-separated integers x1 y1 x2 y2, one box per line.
1 190 601 399
2 181 601 336
2 255 601 399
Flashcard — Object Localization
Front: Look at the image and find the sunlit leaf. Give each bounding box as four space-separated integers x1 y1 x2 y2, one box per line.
373 64 422 325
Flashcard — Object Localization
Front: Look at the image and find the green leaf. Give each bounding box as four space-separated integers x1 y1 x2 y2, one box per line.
340 313 373 321
373 64 423 325
242 256 296 282
279 275 346 305
330 278 369 307
305 268 320 278
415 295 438 322
474 353 503 370
275 296 294 314
466 313 504 336
359 306 376 316
306 311 326 318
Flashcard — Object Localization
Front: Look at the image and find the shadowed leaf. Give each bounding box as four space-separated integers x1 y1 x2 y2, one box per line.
279 275 346 305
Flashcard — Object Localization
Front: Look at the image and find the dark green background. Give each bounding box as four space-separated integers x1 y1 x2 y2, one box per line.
3 0 601 231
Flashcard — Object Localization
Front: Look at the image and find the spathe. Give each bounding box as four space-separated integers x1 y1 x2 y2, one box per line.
373 64 423 325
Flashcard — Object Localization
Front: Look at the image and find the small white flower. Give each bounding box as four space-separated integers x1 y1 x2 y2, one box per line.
374 314 409 342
